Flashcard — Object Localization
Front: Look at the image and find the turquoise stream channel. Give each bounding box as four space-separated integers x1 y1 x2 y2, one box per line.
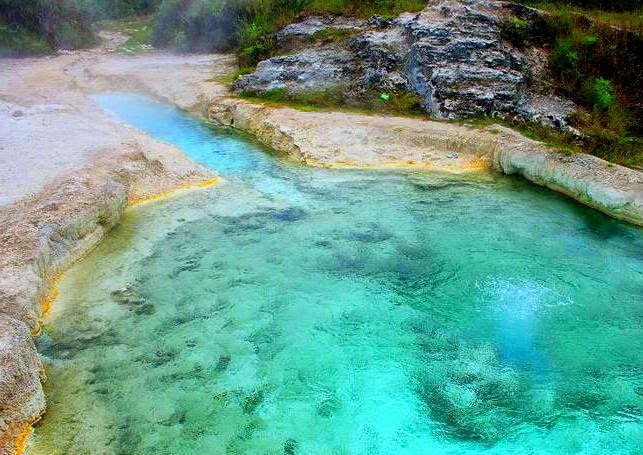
31 94 642 455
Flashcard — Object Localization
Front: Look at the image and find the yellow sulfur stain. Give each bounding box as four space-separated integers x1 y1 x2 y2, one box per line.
316 158 491 173
128 177 220 208
32 272 64 336
32 177 221 336
13 416 41 455
39 275 61 318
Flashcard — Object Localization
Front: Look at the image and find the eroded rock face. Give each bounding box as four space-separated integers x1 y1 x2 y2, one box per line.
235 0 575 129
0 315 45 455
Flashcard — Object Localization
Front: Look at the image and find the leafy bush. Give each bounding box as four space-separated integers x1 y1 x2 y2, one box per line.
499 16 533 46
585 78 615 112
550 37 580 80
0 23 52 56
526 7 643 167
520 0 641 12
238 20 275 67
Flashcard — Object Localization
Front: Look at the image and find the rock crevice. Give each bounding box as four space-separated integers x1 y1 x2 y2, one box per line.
235 0 575 130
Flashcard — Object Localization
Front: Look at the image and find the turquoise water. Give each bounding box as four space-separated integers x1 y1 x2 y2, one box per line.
31 94 643 455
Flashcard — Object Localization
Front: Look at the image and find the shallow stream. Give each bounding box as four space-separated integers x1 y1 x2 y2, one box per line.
30 94 643 454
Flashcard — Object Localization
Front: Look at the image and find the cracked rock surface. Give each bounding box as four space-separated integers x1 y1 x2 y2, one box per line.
235 0 575 129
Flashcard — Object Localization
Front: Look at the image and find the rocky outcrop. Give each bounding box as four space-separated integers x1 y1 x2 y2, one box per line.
276 15 366 50
235 0 575 130
209 98 643 226
0 316 44 455
491 129 643 225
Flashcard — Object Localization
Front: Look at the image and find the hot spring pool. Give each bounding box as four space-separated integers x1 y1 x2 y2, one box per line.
29 94 643 454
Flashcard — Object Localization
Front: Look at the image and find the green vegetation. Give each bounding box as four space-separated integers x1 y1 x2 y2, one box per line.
585 78 614 112
517 1 643 31
99 15 154 53
0 0 97 56
239 86 424 115
306 0 426 17
547 16 641 166
0 0 159 56
498 4 643 167
0 0 426 57
499 17 534 46
0 23 52 56
149 0 426 64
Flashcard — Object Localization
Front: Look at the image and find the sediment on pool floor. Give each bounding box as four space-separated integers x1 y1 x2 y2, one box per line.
0 154 218 453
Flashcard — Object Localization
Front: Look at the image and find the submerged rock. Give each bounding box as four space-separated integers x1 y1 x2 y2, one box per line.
235 0 575 130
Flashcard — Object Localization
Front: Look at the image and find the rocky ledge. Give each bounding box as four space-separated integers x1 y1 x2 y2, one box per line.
235 0 575 130
209 98 643 226
0 150 215 455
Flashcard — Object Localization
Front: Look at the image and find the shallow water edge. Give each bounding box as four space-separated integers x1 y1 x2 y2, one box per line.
209 98 643 226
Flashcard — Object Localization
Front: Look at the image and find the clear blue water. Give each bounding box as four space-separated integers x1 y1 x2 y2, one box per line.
31 94 643 455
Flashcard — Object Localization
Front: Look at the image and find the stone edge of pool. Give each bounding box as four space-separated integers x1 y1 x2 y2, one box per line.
208 98 643 227
1 93 642 455
0 153 217 455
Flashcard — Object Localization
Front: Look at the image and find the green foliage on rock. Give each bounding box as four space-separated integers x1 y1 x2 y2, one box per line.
585 78 615 112
499 4 642 167
239 85 424 115
499 16 534 46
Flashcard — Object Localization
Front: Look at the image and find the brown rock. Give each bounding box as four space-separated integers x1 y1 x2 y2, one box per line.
0 315 45 455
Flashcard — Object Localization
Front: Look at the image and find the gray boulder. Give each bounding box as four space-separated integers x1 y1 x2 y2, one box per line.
235 0 575 130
